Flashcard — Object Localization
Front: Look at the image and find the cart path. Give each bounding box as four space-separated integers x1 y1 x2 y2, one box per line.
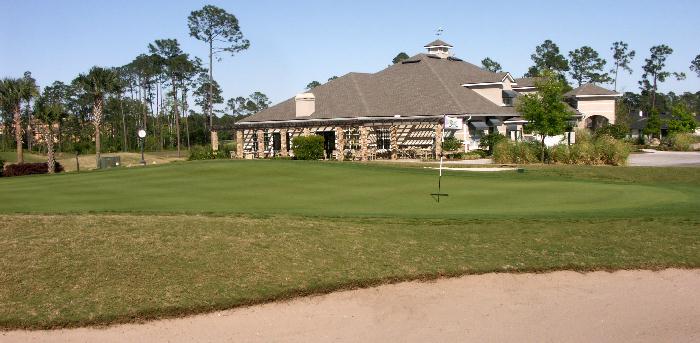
3 269 699 343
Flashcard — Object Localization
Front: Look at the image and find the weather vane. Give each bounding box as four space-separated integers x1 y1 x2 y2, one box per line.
436 27 444 37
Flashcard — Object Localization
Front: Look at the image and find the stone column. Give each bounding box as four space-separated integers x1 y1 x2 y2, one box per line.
463 122 471 152
434 122 443 159
211 131 219 151
335 127 345 161
390 125 398 160
236 130 244 158
280 128 289 157
303 127 311 136
359 126 368 161
257 129 265 158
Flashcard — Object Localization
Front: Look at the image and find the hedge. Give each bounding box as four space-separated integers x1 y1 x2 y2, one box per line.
292 135 325 160
3 162 65 177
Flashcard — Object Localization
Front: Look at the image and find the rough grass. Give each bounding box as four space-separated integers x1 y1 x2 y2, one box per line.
0 150 184 172
0 214 697 329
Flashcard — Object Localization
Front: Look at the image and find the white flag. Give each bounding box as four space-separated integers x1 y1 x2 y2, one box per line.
444 116 462 130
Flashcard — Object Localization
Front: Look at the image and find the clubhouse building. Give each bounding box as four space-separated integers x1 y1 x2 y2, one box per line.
230 40 620 160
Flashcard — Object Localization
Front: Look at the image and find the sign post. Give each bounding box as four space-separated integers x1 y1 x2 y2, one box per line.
431 115 460 202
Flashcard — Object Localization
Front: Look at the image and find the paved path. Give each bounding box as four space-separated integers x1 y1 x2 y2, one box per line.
628 150 700 167
3 269 698 343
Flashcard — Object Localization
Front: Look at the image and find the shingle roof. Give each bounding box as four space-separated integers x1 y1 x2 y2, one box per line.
564 83 619 97
424 39 453 47
512 77 539 88
239 53 516 123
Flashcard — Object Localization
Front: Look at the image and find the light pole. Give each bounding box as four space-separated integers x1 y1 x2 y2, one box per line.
138 129 146 166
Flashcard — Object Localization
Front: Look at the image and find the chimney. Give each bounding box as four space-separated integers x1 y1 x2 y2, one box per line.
295 93 315 117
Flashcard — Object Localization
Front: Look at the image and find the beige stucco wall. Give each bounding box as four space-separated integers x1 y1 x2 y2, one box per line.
575 97 616 128
470 85 503 106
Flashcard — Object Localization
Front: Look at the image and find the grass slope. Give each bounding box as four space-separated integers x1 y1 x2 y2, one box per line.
0 160 697 218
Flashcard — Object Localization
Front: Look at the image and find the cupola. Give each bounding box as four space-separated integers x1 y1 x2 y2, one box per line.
424 39 453 59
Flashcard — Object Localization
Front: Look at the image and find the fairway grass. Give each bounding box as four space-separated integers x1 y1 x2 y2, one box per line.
0 160 698 329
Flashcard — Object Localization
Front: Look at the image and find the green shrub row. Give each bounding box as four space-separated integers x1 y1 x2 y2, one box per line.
493 131 631 166
188 145 232 161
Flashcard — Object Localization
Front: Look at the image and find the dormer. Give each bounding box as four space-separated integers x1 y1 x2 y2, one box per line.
462 73 517 106
424 39 453 59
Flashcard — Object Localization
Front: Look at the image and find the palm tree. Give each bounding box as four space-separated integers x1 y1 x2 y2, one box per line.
34 94 67 173
0 77 37 163
73 67 119 167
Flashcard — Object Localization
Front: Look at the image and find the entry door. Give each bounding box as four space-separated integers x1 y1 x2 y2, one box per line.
316 131 336 159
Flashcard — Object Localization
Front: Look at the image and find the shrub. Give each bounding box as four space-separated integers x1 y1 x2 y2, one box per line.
187 145 231 160
478 133 506 155
0 158 4 177
668 133 695 151
441 137 462 152
3 162 64 177
595 124 628 140
492 140 537 164
549 144 571 164
292 135 324 160
594 134 630 166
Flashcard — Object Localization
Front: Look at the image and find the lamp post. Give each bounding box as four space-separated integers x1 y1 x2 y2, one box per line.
138 129 146 166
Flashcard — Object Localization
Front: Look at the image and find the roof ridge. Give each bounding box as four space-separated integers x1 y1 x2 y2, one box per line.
350 73 371 115
422 57 465 113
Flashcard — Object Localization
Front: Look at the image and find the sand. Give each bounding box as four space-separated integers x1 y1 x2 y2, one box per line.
3 269 698 342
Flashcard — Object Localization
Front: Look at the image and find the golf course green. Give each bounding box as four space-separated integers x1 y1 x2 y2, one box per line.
0 160 696 218
0 160 698 329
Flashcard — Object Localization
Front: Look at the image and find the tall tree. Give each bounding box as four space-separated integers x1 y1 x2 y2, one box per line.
481 57 502 73
568 46 611 86
193 73 224 117
639 45 686 109
0 77 37 163
34 93 67 173
149 38 190 157
392 52 409 64
22 72 39 152
525 40 570 80
691 54 700 78
516 71 574 161
188 5 250 144
306 81 321 90
73 67 120 166
327 76 339 82
226 96 247 116
609 41 635 91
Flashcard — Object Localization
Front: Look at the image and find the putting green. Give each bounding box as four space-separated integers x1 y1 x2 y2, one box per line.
0 160 689 218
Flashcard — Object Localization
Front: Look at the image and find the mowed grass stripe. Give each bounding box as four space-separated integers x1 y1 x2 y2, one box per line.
0 214 698 329
0 160 695 218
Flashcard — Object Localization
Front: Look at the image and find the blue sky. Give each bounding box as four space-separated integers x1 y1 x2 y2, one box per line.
1 0 699 108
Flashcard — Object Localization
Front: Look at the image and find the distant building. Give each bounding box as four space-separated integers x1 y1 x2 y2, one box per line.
229 40 619 160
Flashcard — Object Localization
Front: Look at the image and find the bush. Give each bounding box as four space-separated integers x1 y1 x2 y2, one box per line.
478 133 507 155
441 137 462 152
595 124 628 140
492 140 538 164
188 145 231 160
593 135 631 166
0 158 4 177
292 135 325 160
3 162 64 177
668 133 695 151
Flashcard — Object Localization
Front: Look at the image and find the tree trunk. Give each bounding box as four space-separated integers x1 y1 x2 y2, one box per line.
43 126 55 174
651 75 658 109
13 104 23 164
208 38 214 143
94 98 103 168
26 102 33 152
613 64 619 91
182 88 191 150
120 93 127 152
172 76 181 158
540 135 546 163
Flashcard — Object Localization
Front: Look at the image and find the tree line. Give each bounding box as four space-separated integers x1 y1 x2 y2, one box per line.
0 5 267 169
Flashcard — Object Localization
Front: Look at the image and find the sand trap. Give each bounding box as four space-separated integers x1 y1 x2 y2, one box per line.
426 167 518 172
3 269 698 342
